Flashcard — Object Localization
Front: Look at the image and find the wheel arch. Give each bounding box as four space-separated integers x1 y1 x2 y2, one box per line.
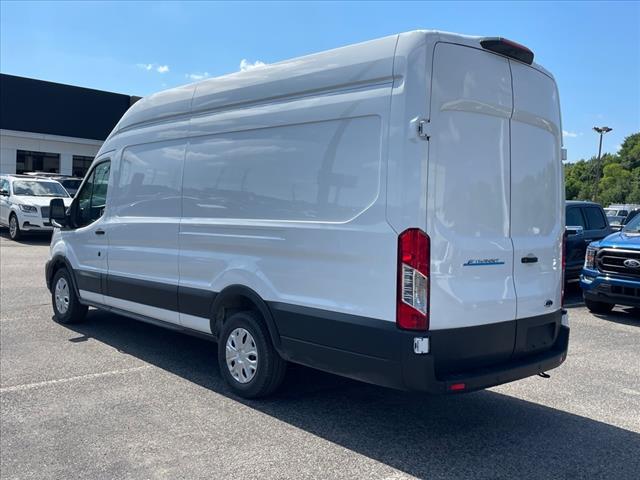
210 285 283 354
46 255 80 298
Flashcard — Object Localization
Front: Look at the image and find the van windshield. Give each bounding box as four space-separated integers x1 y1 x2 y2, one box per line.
12 181 69 197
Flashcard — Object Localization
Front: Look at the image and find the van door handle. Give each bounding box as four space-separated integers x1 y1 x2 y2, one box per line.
95 229 105 235
521 255 538 264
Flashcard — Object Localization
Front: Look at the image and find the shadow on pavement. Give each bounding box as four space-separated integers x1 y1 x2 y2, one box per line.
562 282 583 309
65 309 640 480
0 228 52 245
592 306 640 326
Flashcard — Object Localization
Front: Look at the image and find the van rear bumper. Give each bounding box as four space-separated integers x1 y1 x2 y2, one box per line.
272 304 569 394
402 324 569 394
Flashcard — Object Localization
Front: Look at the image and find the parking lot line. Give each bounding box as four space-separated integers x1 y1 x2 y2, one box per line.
0 365 151 394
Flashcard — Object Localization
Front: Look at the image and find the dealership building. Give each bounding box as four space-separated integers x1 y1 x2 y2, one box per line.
0 74 139 177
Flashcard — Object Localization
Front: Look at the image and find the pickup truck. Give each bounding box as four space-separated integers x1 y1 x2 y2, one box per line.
566 201 612 283
581 213 640 313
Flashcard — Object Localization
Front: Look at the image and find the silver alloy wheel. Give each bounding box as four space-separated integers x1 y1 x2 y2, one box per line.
9 215 17 238
55 277 70 315
225 327 258 384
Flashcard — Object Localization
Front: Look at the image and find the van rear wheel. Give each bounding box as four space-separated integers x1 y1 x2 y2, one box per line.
218 310 286 398
584 298 614 314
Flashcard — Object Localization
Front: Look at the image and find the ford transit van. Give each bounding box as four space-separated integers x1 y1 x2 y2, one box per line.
46 31 569 398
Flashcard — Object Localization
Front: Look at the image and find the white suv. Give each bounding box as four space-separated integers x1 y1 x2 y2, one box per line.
0 175 72 240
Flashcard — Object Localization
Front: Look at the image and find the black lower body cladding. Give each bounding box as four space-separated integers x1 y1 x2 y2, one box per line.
51 266 569 393
271 303 568 393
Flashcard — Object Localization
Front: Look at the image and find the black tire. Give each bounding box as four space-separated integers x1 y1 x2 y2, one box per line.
51 268 88 324
218 310 286 398
8 213 21 240
584 298 615 314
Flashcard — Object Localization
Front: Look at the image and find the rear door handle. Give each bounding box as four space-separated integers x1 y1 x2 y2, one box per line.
521 255 538 264
95 229 105 235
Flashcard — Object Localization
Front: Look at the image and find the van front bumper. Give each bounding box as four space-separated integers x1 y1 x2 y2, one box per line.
581 269 640 308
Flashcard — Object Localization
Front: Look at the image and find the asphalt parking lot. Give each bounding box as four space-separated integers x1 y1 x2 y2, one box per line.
1 232 639 480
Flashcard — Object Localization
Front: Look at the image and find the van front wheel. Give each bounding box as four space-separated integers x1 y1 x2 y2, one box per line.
218 310 286 398
52 268 88 324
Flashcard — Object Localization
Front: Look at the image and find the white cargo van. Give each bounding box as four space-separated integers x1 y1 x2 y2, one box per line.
46 31 569 398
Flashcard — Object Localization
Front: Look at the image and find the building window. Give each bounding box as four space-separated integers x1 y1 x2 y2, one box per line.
72 155 94 177
16 150 60 174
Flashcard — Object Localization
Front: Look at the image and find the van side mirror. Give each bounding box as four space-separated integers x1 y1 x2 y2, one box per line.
566 225 584 237
49 198 68 228
0 189 8 196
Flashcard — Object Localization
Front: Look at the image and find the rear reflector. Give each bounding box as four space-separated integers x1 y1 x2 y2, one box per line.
449 383 466 392
480 37 534 65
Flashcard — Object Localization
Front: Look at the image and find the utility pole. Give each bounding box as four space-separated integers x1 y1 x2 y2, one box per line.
592 126 612 201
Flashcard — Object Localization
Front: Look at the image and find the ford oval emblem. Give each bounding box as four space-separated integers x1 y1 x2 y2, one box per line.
623 258 640 269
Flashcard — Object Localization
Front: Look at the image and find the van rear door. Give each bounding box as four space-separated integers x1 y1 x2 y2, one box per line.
427 42 517 332
509 61 563 319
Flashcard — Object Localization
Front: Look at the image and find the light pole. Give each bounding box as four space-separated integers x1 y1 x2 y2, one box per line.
592 126 612 201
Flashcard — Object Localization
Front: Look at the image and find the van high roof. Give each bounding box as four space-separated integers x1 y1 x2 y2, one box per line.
111 30 552 137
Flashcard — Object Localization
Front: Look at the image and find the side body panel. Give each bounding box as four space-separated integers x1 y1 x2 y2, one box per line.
101 121 189 325
179 80 398 333
66 154 112 304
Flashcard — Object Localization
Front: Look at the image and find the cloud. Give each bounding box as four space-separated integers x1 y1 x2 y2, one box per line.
186 72 210 81
562 130 580 138
137 63 170 73
240 59 266 72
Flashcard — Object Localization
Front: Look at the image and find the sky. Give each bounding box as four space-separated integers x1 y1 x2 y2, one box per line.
1 1 638 162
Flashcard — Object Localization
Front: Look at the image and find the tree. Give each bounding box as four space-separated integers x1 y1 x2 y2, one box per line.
627 167 640 203
597 163 632 205
618 133 640 170
563 131 640 204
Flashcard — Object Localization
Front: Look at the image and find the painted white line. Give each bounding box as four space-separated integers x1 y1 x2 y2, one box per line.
0 366 151 394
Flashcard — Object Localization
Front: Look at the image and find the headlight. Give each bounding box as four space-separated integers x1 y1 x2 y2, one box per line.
585 245 598 269
18 204 38 213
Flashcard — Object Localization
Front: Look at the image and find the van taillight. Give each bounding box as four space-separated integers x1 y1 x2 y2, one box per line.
397 229 430 330
480 37 534 65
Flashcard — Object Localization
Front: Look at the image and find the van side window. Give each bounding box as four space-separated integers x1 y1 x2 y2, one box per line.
114 142 184 218
75 161 111 228
583 206 607 230
566 207 586 228
182 117 381 222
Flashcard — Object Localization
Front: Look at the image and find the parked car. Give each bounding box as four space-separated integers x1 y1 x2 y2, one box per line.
610 209 640 232
54 177 83 197
565 201 612 282
581 213 640 313
623 209 640 225
0 175 72 240
604 204 640 218
607 216 626 231
45 30 569 398
23 172 84 197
